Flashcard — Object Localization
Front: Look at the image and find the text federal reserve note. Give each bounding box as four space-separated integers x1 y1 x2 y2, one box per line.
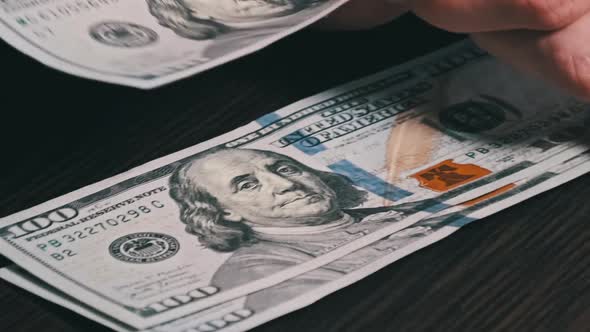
0 0 346 88
1 40 590 329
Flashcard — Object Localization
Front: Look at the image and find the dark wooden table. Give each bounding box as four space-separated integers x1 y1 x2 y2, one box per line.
0 14 588 332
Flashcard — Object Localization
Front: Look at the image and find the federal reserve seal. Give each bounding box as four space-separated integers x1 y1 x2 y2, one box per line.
90 21 158 48
109 233 179 264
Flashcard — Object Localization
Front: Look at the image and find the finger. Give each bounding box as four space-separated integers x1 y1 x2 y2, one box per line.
472 13 590 101
314 0 409 30
411 0 590 33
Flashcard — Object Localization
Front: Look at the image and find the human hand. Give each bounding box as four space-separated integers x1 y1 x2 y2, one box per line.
318 0 590 101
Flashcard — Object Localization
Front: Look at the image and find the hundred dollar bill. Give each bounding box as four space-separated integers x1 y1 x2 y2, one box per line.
2 40 590 329
0 0 347 88
4 152 590 332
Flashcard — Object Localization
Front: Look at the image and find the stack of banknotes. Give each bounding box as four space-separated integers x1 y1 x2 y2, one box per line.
2 40 590 331
2 1 590 332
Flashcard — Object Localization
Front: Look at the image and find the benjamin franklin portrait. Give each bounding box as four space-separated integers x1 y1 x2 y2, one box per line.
169 148 437 310
146 0 328 40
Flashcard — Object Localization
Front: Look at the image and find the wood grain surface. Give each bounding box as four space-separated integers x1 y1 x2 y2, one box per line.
0 14 588 332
